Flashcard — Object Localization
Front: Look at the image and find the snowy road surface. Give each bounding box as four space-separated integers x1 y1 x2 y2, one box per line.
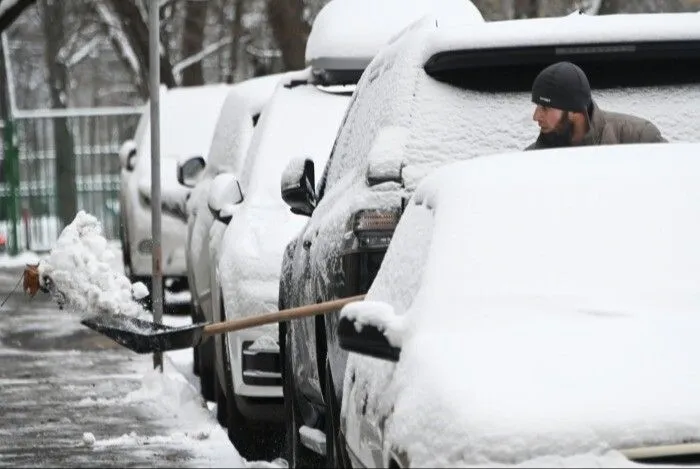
0 263 281 468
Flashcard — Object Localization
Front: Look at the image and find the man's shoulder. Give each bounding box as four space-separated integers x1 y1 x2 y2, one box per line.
597 107 665 143
599 108 651 127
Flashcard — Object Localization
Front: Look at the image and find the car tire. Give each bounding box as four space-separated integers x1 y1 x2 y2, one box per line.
281 321 324 468
215 368 228 428
198 336 216 402
193 342 200 377
325 360 351 469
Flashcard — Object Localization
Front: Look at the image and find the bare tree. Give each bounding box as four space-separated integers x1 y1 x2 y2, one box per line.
179 0 208 86
102 0 177 93
265 0 310 71
514 0 539 17
38 0 77 229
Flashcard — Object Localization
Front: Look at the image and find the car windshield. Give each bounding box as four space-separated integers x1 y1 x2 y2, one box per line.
394 40 700 189
239 83 353 206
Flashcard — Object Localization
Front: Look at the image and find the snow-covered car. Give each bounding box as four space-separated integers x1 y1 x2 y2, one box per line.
207 67 353 460
180 74 282 401
278 10 700 468
118 84 232 310
337 142 700 468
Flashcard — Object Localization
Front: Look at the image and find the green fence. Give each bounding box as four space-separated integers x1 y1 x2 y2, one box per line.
0 107 142 254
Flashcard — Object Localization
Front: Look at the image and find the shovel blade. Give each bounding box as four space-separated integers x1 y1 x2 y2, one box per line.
80 313 206 354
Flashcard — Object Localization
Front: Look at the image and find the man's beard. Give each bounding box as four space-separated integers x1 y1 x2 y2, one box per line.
537 113 574 148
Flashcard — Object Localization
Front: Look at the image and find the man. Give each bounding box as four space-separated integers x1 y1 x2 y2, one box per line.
526 61 666 150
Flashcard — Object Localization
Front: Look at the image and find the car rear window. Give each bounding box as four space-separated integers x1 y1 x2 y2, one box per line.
424 41 700 91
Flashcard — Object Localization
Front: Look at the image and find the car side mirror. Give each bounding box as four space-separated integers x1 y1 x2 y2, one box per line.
119 140 137 172
208 172 243 225
177 156 206 188
281 157 317 217
338 313 401 363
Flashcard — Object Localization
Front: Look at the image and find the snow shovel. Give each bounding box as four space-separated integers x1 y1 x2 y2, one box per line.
80 294 366 354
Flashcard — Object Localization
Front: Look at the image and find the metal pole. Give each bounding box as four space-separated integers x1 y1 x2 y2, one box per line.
149 0 164 372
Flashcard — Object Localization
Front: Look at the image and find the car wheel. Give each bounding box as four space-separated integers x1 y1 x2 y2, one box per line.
281 321 324 468
198 336 216 402
193 342 200 377
215 366 228 428
325 360 351 469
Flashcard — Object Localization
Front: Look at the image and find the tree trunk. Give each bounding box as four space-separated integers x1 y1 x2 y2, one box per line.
514 0 539 17
265 0 310 71
227 0 246 83
597 0 624 14
104 0 176 90
40 0 77 230
180 0 208 86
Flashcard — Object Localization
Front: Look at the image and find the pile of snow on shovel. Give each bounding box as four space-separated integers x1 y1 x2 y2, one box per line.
37 211 149 318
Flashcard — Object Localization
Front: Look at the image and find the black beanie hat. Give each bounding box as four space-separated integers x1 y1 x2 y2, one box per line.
531 61 592 112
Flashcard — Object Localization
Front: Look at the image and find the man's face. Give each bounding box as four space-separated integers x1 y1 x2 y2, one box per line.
532 104 569 133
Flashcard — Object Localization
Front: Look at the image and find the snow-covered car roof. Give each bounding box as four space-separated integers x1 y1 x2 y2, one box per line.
423 12 700 59
305 0 483 84
350 141 700 466
199 73 283 172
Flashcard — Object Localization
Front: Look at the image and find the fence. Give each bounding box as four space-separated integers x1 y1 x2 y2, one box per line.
0 107 143 253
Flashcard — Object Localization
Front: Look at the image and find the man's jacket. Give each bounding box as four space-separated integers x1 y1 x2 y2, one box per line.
526 101 667 150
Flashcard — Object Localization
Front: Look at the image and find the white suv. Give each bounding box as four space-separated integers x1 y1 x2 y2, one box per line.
118 84 232 311
181 74 282 402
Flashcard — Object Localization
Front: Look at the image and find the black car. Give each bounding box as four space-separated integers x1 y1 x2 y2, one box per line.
277 11 700 468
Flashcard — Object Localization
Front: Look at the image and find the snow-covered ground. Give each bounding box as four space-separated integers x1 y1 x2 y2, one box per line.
0 217 284 468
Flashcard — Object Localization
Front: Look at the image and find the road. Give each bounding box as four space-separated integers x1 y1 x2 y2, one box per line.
0 265 245 468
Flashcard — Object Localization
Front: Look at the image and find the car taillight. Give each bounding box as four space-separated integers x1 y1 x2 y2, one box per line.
352 209 400 249
341 209 400 296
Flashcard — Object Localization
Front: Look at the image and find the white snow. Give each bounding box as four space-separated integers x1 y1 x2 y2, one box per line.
344 142 700 467
366 125 409 181
0 0 20 20
279 156 307 190
247 334 279 353
0 250 40 268
36 211 147 319
340 300 406 347
82 432 96 446
135 84 234 196
305 0 483 66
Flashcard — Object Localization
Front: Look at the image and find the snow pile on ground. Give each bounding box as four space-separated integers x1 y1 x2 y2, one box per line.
36 211 148 318
0 250 40 268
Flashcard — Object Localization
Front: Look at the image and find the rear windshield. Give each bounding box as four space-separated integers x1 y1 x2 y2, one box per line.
424 41 700 91
395 41 700 189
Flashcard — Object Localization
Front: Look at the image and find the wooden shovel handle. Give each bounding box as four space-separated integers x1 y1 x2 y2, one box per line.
202 294 366 338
